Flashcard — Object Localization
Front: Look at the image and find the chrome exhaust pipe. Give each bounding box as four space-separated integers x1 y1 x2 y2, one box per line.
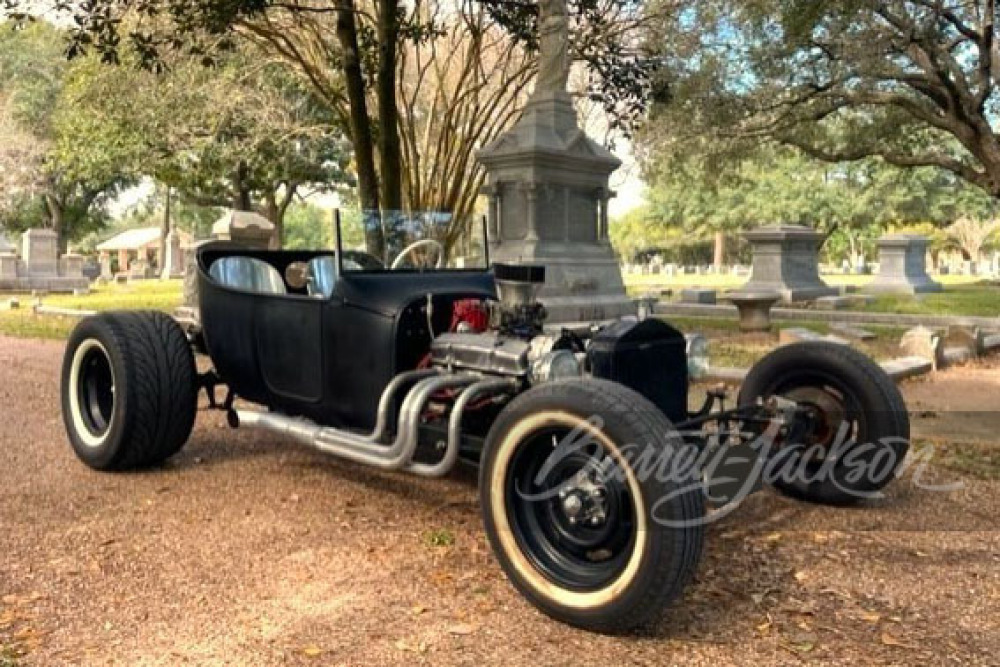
234 373 479 472
405 377 517 477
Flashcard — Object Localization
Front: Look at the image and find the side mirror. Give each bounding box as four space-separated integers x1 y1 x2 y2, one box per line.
285 261 310 290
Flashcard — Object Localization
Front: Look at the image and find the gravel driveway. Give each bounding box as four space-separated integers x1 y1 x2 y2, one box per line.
1 336 998 665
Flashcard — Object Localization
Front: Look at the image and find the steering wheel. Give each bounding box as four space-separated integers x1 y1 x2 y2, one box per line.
391 239 445 269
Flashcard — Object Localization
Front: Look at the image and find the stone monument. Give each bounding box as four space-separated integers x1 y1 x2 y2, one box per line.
476 0 633 323
0 229 89 292
868 234 943 294
0 233 16 281
737 225 838 302
182 210 276 309
161 228 184 279
24 228 59 277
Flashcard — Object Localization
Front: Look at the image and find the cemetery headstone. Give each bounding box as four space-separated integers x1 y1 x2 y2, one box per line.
161 229 184 279
900 326 944 370
869 234 943 294
680 288 717 305
738 225 838 302
23 229 58 277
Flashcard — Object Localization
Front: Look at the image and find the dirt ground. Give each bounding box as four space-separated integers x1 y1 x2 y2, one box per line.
1 336 998 666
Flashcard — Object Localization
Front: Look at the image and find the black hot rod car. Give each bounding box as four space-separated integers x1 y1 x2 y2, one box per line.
60 217 909 632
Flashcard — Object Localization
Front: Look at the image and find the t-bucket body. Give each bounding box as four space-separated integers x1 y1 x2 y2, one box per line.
196 243 497 431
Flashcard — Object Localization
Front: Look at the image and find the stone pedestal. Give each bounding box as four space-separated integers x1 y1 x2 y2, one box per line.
739 225 838 302
59 253 84 278
725 291 781 332
23 229 58 277
161 230 184 279
99 252 113 279
0 229 88 292
477 91 633 323
869 235 942 294
211 211 275 248
0 253 17 280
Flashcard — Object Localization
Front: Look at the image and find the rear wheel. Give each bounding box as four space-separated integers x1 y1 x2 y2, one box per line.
480 379 704 633
738 342 910 505
61 310 197 470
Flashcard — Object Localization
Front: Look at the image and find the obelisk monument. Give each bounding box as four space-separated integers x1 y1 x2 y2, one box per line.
476 0 633 323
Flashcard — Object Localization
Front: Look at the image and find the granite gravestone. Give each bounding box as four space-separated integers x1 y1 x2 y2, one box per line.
868 234 942 294
24 228 59 277
737 225 838 303
476 0 633 323
161 229 184 279
0 229 88 292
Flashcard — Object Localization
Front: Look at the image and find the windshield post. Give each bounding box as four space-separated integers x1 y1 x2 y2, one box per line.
334 208 344 276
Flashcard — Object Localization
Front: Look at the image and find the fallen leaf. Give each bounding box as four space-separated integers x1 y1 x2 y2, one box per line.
447 623 476 636
411 605 426 616
860 611 881 623
794 570 808 582
881 632 903 646
301 646 324 658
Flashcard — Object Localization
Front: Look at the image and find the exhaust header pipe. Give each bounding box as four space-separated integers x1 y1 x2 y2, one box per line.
234 373 516 477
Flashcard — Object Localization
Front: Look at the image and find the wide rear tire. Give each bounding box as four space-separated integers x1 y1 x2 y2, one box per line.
61 310 197 471
479 379 705 633
738 342 910 505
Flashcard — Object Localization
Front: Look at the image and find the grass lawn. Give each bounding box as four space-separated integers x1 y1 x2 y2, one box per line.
0 280 183 340
626 271 984 291
857 285 1000 318
627 274 999 317
662 315 906 369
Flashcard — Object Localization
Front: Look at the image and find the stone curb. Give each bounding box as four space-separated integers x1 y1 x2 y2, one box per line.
653 302 1000 330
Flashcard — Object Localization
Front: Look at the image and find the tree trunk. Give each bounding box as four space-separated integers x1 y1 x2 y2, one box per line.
233 161 253 211
335 0 384 258
376 0 403 214
712 230 725 270
44 193 67 254
158 185 171 273
274 185 297 250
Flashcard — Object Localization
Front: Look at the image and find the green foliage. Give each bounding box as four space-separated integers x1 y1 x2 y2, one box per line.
641 1 1000 198
283 203 333 251
0 22 132 246
56 47 354 225
633 142 1000 265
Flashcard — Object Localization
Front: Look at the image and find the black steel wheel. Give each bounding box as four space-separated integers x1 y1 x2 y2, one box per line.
738 342 910 505
480 379 705 633
505 424 638 592
61 310 198 471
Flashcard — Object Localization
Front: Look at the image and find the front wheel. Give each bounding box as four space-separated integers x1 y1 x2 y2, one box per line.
480 379 705 633
61 310 198 471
